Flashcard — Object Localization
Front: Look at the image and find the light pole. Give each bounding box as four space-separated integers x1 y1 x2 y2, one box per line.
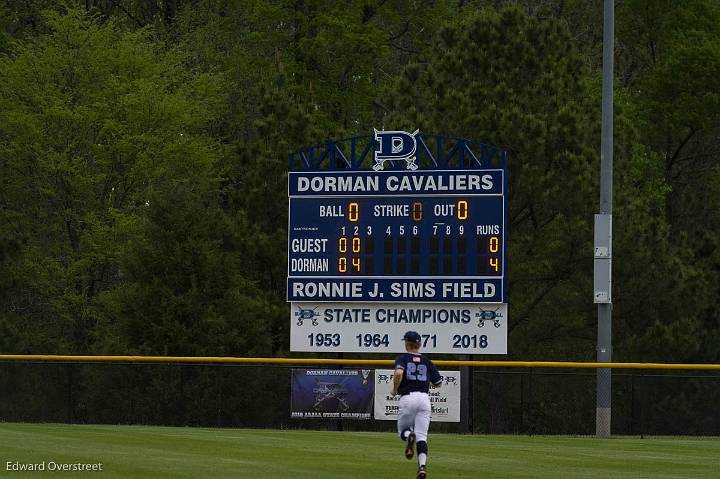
595 0 614 438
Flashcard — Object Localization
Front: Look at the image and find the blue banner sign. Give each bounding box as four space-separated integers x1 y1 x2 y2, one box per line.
290 369 374 419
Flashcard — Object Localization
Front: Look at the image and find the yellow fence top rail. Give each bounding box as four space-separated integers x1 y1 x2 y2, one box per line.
1 355 720 370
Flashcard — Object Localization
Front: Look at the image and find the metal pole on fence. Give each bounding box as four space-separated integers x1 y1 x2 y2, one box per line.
66 364 74 424
595 0 614 439
130 365 136 424
217 379 223 428
460 355 473 433
630 372 635 435
519 371 525 434
640 371 646 439
528 368 534 436
179 365 188 427
336 352 344 432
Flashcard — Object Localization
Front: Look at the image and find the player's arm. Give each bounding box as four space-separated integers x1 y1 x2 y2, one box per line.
391 367 404 396
429 362 442 389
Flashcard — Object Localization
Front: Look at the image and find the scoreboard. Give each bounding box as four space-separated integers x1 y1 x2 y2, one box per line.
290 197 503 277
288 132 508 354
288 170 506 303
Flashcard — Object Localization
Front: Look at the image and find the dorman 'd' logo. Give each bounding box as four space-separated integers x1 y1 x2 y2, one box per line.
373 129 419 171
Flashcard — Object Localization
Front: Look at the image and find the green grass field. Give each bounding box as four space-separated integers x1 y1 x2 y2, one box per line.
1 424 718 478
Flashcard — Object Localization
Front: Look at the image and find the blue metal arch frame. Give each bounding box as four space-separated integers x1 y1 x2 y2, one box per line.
289 133 508 171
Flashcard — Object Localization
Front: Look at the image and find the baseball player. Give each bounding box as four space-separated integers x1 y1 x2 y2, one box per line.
392 330 442 479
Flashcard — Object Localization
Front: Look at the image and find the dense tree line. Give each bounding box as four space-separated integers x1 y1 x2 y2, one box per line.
1 1 719 429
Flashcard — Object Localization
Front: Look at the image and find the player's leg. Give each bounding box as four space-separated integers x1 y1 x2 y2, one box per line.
397 395 414 440
413 395 432 477
397 394 417 459
404 429 417 460
416 441 428 478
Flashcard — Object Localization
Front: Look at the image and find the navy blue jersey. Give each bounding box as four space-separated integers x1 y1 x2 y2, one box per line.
395 353 442 395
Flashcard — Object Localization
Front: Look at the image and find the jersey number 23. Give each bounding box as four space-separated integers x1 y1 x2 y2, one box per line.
405 363 427 381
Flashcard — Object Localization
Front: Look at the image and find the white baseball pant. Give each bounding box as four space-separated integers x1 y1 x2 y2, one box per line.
397 391 431 441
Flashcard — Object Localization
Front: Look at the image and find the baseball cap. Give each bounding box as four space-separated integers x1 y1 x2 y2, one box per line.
402 331 421 343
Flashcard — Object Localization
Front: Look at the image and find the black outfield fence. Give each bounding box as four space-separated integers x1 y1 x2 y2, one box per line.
1 357 719 436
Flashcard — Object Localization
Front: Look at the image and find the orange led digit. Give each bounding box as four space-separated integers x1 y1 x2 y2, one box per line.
457 200 468 220
490 236 499 253
348 202 359 222
352 237 360 253
412 202 422 221
339 237 347 253
490 257 498 272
